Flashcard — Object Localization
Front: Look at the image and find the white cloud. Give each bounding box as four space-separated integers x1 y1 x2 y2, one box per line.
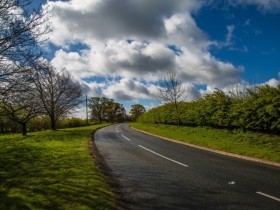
164 13 208 50
51 49 91 79
176 47 243 88
227 0 280 13
244 19 251 26
45 0 245 104
184 83 202 101
264 78 280 87
45 0 201 45
102 78 159 101
225 25 235 46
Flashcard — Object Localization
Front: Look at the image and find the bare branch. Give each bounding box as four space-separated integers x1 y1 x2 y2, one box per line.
158 71 186 104
0 0 50 97
158 71 187 126
33 60 84 130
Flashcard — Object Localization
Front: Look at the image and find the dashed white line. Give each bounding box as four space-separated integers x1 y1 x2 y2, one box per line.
256 192 280 202
116 126 131 141
121 134 131 141
138 145 189 168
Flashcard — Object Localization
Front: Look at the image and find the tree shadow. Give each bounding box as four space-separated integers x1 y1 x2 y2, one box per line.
0 135 114 209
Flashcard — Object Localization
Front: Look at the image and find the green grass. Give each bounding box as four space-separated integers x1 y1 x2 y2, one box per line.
131 123 280 163
0 124 116 210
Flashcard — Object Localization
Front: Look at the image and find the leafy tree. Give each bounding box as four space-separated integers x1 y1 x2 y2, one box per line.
89 97 110 123
89 97 127 123
257 85 280 132
130 104 146 121
106 102 127 122
202 89 232 128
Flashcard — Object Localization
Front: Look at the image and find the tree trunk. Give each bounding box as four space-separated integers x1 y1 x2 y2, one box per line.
174 101 180 127
50 116 57 130
22 123 27 136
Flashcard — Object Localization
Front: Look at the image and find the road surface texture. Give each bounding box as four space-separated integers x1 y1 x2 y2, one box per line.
94 123 280 210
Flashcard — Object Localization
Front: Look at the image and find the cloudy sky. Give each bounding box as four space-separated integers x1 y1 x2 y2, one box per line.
32 0 280 117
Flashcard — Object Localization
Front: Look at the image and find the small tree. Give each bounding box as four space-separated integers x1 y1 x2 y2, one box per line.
34 61 84 130
158 71 186 126
130 104 146 121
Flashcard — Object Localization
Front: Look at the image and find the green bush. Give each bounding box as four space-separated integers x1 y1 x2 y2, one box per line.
139 85 280 134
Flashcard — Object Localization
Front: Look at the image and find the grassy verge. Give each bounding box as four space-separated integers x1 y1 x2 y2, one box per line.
0 124 116 210
130 123 280 163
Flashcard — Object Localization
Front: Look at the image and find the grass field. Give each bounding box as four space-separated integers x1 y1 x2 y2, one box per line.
130 123 280 163
0 124 115 210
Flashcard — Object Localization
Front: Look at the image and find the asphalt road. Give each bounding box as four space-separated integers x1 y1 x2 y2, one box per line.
94 123 280 210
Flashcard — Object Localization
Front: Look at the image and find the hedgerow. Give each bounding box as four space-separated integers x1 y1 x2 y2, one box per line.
138 85 280 134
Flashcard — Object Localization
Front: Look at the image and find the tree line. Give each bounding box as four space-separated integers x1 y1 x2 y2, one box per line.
88 97 146 123
0 116 88 134
138 85 280 134
0 0 84 135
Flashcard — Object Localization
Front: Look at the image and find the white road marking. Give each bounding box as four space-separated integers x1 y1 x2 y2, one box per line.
116 126 120 133
256 192 280 202
138 145 189 168
121 134 131 141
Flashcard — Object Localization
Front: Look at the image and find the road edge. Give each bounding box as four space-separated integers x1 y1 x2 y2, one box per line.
89 126 128 210
130 126 280 168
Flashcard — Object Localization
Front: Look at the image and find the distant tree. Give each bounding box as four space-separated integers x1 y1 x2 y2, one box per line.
89 97 127 123
0 114 20 133
104 100 127 122
130 104 146 121
158 71 186 126
89 97 110 123
114 103 127 122
33 61 84 130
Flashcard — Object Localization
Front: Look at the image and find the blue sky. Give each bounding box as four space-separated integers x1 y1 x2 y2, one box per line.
194 3 280 84
31 0 280 117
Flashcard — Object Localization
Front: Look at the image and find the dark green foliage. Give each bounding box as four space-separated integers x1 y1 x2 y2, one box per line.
129 104 146 121
88 97 127 123
139 85 280 134
0 116 88 134
56 118 88 129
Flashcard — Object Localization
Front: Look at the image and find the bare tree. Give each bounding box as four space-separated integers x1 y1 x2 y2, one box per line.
34 61 84 130
0 74 42 135
0 0 50 134
0 0 49 59
158 71 186 126
0 0 49 97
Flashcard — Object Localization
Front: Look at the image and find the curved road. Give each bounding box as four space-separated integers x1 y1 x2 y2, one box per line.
94 123 280 209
